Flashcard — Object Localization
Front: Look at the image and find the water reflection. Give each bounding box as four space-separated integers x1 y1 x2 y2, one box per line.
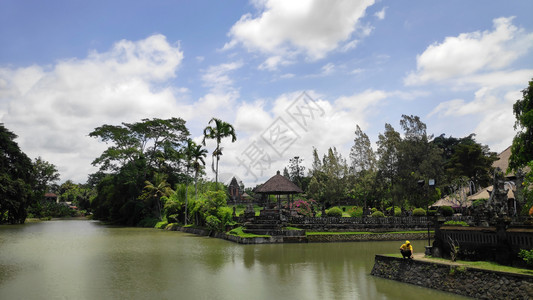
0 220 468 300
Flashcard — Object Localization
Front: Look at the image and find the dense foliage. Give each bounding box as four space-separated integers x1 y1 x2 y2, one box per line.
0 124 36 224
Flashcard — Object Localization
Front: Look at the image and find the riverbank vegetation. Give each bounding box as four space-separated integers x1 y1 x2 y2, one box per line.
2 79 532 226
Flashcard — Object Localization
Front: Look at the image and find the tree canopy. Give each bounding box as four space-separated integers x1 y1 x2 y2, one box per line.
0 124 36 224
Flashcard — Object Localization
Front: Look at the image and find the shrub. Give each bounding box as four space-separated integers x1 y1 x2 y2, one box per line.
518 249 533 266
439 206 454 216
386 206 401 217
371 207 378 214
371 211 385 218
349 206 363 217
427 209 437 216
412 208 426 216
206 215 221 231
472 198 488 208
138 217 159 228
155 221 168 229
326 207 343 217
444 220 468 227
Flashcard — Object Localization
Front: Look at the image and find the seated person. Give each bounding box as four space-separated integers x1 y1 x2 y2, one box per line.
400 240 413 259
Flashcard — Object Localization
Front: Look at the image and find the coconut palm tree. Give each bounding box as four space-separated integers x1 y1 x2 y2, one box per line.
183 139 207 225
202 118 237 184
143 173 173 221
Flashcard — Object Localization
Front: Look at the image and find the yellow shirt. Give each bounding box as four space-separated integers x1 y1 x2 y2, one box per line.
400 243 413 251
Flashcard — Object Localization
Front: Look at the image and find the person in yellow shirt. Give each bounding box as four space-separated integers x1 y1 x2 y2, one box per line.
400 240 413 259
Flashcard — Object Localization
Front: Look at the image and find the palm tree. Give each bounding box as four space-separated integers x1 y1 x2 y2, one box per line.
190 144 208 200
143 173 173 221
202 118 237 184
183 139 207 225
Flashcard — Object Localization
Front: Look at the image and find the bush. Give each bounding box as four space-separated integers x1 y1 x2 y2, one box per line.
137 217 159 228
439 206 454 216
371 207 378 214
412 208 426 216
326 207 343 217
371 211 385 218
155 221 168 229
206 215 221 231
427 209 437 216
386 206 401 217
518 249 533 266
349 206 363 217
472 198 488 208
444 220 468 227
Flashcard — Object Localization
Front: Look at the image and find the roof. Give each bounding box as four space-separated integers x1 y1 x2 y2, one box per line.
44 193 57 197
467 184 515 200
255 171 304 194
492 146 531 177
431 195 472 208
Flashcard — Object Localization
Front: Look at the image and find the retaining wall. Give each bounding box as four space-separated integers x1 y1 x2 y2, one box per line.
307 232 431 243
371 255 533 299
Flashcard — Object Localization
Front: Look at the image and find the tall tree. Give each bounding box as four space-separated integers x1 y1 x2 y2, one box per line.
376 123 401 210
349 125 376 174
0 124 35 224
32 157 60 199
396 115 443 208
288 156 305 188
509 78 533 171
183 139 207 225
202 118 237 184
141 173 173 221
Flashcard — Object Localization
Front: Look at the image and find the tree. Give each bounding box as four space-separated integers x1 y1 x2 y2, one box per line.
288 156 305 188
202 118 237 184
0 124 35 224
376 123 401 210
183 139 208 225
509 78 533 212
140 173 173 221
32 157 60 199
350 124 376 174
509 78 533 171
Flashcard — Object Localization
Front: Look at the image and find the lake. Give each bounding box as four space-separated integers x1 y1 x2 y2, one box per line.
0 220 468 299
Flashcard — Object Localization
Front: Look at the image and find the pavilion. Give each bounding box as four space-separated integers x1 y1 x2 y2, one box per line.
255 170 303 216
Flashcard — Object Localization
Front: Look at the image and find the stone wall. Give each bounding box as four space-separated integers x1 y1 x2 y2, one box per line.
308 232 431 243
371 255 533 299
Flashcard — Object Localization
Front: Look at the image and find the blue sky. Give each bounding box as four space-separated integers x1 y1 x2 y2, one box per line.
1 0 532 186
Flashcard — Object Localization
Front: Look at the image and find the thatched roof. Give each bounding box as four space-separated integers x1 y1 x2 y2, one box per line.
431 196 472 208
255 171 304 194
467 184 515 200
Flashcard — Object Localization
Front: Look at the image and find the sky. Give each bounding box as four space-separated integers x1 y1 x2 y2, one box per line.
1 0 532 187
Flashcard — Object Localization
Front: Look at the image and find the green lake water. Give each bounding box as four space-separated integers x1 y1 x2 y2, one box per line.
0 220 469 299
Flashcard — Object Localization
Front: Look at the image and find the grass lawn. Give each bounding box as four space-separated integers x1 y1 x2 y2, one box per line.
386 253 533 276
227 226 270 238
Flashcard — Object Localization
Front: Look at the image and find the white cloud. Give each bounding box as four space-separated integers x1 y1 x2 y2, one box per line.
428 87 522 153
201 61 243 90
0 34 186 183
225 0 376 62
374 7 387 20
226 89 388 186
405 17 533 85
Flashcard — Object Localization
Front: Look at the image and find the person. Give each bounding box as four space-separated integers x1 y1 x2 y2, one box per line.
400 240 413 259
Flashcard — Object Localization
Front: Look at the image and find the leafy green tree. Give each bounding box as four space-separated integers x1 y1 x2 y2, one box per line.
0 124 36 224
376 123 401 210
140 173 173 220
350 125 376 174
510 78 533 171
288 156 305 189
395 115 444 208
509 79 533 212
32 157 60 198
202 118 237 183
322 147 349 207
